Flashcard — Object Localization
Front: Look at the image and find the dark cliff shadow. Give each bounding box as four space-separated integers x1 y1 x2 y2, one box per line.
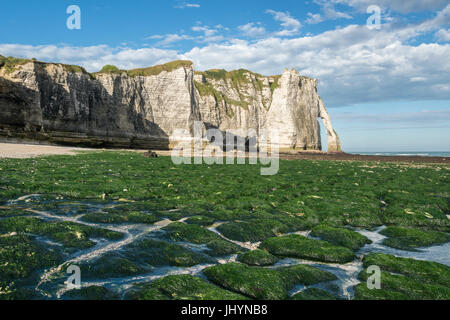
0 73 169 150
0 77 44 141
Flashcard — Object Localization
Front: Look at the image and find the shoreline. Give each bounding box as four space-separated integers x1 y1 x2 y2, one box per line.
0 142 448 164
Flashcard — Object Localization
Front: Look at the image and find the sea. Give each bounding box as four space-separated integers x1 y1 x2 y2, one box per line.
347 151 450 157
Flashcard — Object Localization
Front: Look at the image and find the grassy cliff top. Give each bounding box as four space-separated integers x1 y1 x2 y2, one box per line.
0 55 91 76
0 56 35 74
92 60 194 77
0 56 193 78
125 60 193 77
195 68 265 82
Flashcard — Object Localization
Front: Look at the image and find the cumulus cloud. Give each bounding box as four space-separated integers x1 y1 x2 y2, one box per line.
1 5 449 108
310 0 352 23
0 44 179 72
436 28 450 41
149 34 193 47
238 23 266 37
306 13 324 24
266 10 302 36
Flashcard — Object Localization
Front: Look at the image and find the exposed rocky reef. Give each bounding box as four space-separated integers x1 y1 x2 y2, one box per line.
0 56 341 152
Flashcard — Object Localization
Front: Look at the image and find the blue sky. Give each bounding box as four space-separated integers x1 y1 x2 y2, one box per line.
1 0 449 152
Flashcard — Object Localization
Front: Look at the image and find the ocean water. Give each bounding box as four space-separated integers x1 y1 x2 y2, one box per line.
348 151 450 157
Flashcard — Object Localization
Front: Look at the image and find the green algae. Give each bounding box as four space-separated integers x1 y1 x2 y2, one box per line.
125 239 212 267
163 222 219 244
0 234 61 283
260 234 355 263
356 270 450 300
79 239 212 279
238 249 279 266
216 218 300 243
205 239 244 256
0 153 449 300
125 274 247 300
0 216 123 249
203 262 336 300
82 207 159 224
185 215 215 226
362 253 450 287
79 253 146 279
62 286 119 300
0 207 29 217
355 253 450 300
380 226 450 251
310 225 372 250
163 222 244 256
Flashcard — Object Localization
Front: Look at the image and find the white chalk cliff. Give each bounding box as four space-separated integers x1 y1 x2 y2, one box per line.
0 57 341 152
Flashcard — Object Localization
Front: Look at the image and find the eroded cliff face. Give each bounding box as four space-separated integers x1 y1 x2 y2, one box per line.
195 68 341 152
0 58 341 152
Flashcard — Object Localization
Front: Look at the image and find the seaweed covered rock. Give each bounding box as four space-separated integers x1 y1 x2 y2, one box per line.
260 234 355 263
361 253 450 287
185 215 216 227
82 209 159 224
355 253 450 300
62 286 119 300
0 216 123 249
0 234 61 283
356 270 450 300
380 226 450 251
163 222 244 256
311 225 371 251
125 275 247 300
0 207 30 218
79 239 213 280
238 249 279 266
124 239 213 267
203 262 336 300
78 253 147 279
216 217 309 243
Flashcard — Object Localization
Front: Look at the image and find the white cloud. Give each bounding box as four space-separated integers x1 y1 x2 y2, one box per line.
155 34 193 46
238 23 266 37
1 5 449 108
436 28 450 41
306 13 324 24
266 10 302 36
192 25 217 37
174 2 200 9
308 0 352 24
0 44 179 72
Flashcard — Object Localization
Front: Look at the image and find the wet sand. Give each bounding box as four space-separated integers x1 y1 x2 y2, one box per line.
0 143 96 158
